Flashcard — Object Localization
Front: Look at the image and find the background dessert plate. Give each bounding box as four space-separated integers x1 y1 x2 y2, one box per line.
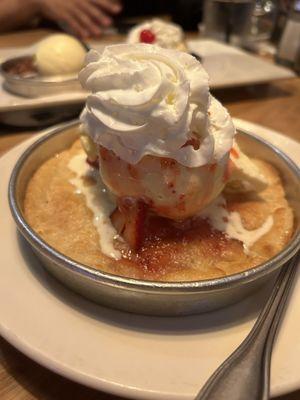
1 120 300 400
0 41 294 127
188 39 295 89
0 45 89 127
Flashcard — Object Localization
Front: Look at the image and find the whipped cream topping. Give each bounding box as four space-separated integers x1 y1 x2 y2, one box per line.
80 44 235 168
68 152 121 260
127 19 185 50
200 196 274 253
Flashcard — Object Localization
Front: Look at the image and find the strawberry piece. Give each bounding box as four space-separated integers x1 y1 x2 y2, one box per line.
111 198 148 251
86 157 99 169
111 208 126 234
230 147 239 159
139 29 156 44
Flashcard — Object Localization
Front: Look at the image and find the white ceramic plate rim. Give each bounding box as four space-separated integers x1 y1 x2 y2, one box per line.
0 119 300 399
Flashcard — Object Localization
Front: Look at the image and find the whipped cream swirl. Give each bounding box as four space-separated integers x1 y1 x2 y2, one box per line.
127 19 185 50
80 44 235 167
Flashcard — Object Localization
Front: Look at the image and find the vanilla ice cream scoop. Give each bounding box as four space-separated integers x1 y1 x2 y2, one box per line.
35 34 86 76
127 19 187 51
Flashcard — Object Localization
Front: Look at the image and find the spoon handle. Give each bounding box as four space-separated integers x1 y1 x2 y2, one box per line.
196 251 299 400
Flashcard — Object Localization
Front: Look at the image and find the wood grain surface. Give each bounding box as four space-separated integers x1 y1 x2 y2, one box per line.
0 29 299 400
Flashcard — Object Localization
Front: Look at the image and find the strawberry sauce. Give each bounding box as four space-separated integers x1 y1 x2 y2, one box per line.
119 214 228 276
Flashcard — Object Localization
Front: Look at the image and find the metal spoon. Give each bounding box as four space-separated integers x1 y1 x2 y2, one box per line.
196 251 299 400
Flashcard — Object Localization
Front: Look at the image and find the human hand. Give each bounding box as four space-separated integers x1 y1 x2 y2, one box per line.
35 0 122 38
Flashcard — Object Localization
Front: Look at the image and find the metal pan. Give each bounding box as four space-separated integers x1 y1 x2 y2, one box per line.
8 120 300 316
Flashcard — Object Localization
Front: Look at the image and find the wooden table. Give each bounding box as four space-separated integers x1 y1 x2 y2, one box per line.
0 29 299 400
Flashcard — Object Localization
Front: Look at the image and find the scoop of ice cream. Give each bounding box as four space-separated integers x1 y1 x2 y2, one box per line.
127 19 187 51
35 34 86 76
96 96 234 219
227 142 268 192
98 145 229 220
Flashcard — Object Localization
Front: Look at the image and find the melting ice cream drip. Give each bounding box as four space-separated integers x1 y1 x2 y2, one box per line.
200 196 274 253
68 152 121 260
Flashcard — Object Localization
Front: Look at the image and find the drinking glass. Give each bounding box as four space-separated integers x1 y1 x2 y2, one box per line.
203 0 255 45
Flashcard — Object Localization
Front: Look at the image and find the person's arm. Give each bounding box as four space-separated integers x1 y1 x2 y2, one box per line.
0 0 40 32
0 0 122 38
35 0 122 38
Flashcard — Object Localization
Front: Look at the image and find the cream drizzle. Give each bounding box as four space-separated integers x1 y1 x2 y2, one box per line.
200 195 274 253
68 152 121 260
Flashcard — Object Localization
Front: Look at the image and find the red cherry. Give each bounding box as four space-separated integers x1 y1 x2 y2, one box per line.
139 29 156 44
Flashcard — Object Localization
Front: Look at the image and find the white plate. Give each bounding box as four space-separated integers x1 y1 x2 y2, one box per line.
0 40 294 113
188 39 295 89
0 120 299 399
0 45 87 112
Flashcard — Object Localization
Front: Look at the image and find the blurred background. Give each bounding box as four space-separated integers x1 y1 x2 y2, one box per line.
0 1 300 400
0 0 299 64
0 0 299 128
